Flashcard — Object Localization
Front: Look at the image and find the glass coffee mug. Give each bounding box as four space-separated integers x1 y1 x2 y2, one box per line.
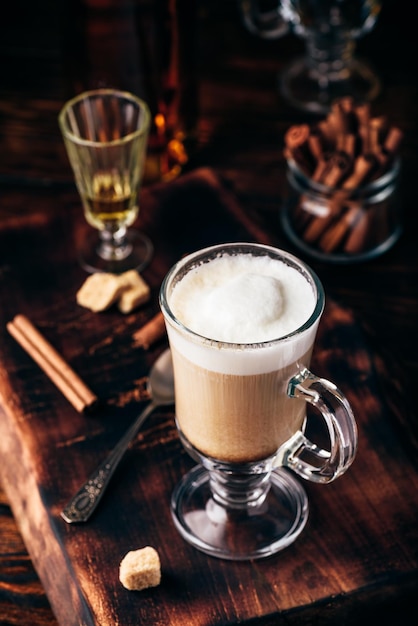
160 243 357 560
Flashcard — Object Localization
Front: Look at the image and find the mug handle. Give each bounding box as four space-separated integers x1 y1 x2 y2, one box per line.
239 0 289 39
276 369 358 483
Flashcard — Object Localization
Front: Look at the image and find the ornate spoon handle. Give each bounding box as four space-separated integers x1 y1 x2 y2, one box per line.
61 401 157 523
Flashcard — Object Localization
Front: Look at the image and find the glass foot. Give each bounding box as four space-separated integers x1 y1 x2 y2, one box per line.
78 229 153 274
280 56 381 115
171 465 309 560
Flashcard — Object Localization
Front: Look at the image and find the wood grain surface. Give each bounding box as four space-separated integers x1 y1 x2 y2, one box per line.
1 167 417 626
1 0 418 625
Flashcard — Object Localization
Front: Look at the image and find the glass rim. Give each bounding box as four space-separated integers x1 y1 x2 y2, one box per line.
159 242 325 349
58 88 151 147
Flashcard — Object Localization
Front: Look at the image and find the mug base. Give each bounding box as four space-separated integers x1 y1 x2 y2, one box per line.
171 465 309 560
280 56 381 115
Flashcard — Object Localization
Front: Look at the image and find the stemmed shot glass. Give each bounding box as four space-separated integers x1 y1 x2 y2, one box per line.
240 0 382 114
59 89 152 274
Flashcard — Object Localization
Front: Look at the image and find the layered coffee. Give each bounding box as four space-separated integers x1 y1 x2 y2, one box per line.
164 248 320 463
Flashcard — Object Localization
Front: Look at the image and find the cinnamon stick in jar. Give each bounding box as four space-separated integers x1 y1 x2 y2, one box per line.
283 97 403 258
355 102 371 150
338 96 355 114
312 152 333 183
342 153 377 189
337 133 356 158
375 126 404 172
284 124 312 174
383 126 404 155
284 124 310 151
312 154 375 251
320 151 353 187
301 151 353 242
318 204 363 253
307 131 324 163
301 190 347 244
369 116 387 155
329 100 352 137
343 209 372 254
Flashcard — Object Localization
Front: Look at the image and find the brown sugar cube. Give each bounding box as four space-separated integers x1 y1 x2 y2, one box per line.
116 269 147 289
119 546 161 591
118 284 150 313
117 270 151 314
76 273 125 312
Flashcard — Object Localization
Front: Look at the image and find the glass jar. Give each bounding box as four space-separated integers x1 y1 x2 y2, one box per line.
281 157 402 263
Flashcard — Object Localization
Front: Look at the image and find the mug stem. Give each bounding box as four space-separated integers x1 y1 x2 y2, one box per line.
209 467 272 510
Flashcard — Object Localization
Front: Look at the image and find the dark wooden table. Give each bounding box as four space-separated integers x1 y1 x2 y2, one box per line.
1 1 417 625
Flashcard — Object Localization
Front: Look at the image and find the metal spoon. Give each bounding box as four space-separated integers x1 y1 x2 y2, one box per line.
61 349 174 524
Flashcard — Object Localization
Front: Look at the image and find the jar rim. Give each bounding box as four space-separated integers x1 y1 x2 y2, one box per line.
286 155 400 197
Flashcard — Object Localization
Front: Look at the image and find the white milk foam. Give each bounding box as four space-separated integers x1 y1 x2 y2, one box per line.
168 253 319 375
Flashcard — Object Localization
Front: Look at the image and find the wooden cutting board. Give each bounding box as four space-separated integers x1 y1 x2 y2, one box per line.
0 168 417 626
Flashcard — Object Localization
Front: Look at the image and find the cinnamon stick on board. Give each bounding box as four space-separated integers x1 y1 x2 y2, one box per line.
132 312 167 350
6 314 98 413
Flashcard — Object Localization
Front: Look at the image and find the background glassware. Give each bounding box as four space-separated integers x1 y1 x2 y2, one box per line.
59 89 152 274
62 0 199 185
160 243 358 560
240 0 382 114
280 0 382 113
282 155 402 263
239 0 289 39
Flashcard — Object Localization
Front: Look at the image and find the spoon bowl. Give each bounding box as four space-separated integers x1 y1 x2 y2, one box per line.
148 348 175 405
61 348 174 523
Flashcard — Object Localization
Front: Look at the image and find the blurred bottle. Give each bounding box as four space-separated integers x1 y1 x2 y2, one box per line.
62 0 199 184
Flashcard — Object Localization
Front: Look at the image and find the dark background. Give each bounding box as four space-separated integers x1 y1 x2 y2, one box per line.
1 1 417 625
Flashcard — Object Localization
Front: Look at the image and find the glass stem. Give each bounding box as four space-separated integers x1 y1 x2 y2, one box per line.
305 30 356 86
96 224 133 261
